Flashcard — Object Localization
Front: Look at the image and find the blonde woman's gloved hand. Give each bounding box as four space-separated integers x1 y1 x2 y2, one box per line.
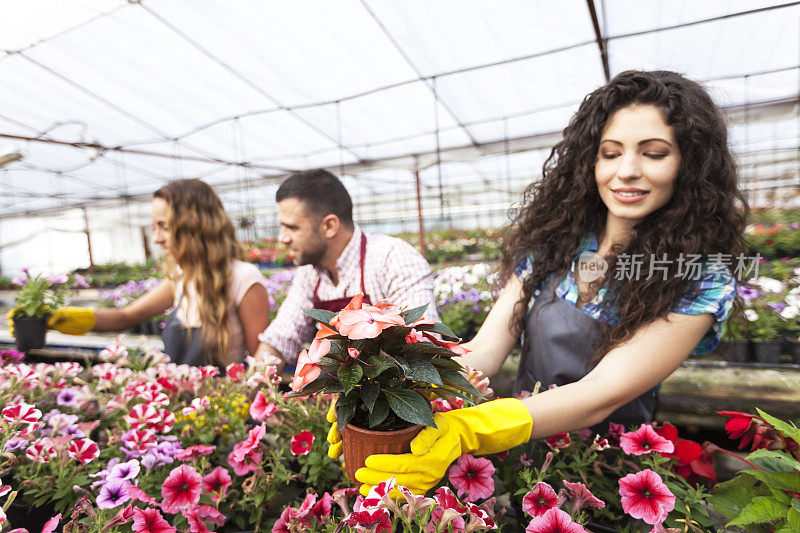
354 398 533 496
326 398 343 459
47 307 96 335
6 306 22 335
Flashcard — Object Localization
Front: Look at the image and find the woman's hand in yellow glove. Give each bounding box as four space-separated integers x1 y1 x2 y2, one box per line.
326 399 343 459
6 306 22 335
354 398 533 496
47 307 96 335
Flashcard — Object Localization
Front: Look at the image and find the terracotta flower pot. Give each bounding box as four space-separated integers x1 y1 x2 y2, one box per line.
341 422 423 486
12 316 48 352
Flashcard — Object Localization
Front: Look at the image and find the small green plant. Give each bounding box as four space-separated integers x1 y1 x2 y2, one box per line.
10 271 76 319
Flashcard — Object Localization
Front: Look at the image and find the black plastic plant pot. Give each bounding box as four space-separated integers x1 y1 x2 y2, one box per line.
752 339 782 364
785 335 800 365
13 316 48 352
723 339 750 363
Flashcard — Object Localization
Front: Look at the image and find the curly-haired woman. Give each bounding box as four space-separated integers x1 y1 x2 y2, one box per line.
352 70 748 495
47 179 271 367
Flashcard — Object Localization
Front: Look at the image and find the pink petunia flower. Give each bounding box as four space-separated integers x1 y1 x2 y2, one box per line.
620 424 674 456
525 507 586 533
618 469 676 525
226 362 245 380
25 440 55 463
230 423 266 463
182 505 226 533
545 433 571 450
561 481 605 512
203 466 232 503
126 403 160 430
343 507 392 533
398 485 435 521
466 502 497 531
311 492 333 522
2 402 41 425
448 454 495 502
67 438 99 464
41 513 61 533
131 507 176 533
249 391 279 421
175 445 216 462
290 430 315 456
522 482 558 517
160 464 203 514
125 484 158 506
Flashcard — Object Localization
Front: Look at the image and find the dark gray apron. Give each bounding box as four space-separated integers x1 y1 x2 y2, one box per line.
161 294 212 367
514 276 657 433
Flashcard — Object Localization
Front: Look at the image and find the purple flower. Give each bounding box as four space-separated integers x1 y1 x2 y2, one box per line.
11 276 27 286
72 274 89 289
3 438 27 452
107 459 140 483
738 286 761 301
56 389 78 407
90 458 121 487
96 479 130 509
47 274 68 284
768 302 787 313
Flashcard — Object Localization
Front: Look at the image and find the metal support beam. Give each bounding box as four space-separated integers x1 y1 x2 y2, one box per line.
414 168 426 258
586 0 610 82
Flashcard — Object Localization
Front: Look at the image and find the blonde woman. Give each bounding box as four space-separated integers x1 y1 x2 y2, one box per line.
46 179 270 367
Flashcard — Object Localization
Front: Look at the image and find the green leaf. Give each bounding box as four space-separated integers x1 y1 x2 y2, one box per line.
362 355 397 379
710 475 758 521
747 449 800 473
303 308 337 325
368 398 390 428
402 341 457 358
756 408 800 443
336 392 357 428
384 388 436 427
401 303 429 325
361 381 380 411
393 355 411 378
440 369 483 399
338 364 363 395
284 374 336 397
728 496 789 527
428 322 459 341
428 357 464 370
405 357 443 386
742 469 800 492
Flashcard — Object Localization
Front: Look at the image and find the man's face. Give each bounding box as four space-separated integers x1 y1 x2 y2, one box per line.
277 198 327 266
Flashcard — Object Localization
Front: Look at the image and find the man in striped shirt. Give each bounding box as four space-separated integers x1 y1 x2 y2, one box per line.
255 169 438 371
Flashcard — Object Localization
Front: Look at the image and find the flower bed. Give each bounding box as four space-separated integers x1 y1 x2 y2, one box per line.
1 337 798 532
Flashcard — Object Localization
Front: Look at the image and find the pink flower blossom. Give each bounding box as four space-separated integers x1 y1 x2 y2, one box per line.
67 438 99 464
126 403 160 430
620 425 675 456
290 430 315 456
522 482 558 517
226 362 245 380
131 507 176 533
121 429 157 454
181 397 210 416
561 481 605 512
182 505 226 533
231 424 266 463
25 440 55 463
362 477 396 508
330 294 405 339
249 391 279 421
308 337 332 363
448 454 495 502
175 445 216 462
161 464 203 514
203 466 232 503
525 507 586 533
125 484 157 506
545 433 571 450
465 503 497 532
2 402 41 425
432 397 464 413
618 469 676 525
41 513 61 533
290 349 321 392
343 507 392 533
311 492 333 522
398 485 435 521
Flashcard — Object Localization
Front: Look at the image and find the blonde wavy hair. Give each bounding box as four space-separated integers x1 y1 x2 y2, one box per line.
154 179 243 365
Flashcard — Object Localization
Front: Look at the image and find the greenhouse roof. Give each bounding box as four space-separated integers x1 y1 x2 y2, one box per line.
0 0 798 217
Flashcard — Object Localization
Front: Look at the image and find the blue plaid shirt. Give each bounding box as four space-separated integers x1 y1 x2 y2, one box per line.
514 234 737 355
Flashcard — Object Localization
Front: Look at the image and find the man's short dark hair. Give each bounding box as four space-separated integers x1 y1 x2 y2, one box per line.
276 169 353 227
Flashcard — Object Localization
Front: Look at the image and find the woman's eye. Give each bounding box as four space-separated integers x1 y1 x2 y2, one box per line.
645 153 667 160
600 152 620 159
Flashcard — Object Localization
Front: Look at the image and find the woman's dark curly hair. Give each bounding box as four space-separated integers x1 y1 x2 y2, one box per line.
500 70 748 362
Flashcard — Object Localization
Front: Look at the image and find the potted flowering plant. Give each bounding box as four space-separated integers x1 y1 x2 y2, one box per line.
287 294 483 484
9 271 81 352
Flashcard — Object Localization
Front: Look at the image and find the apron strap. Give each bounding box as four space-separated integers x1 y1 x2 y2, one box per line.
359 232 367 296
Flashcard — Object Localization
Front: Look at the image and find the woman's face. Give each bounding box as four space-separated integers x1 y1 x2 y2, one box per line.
594 104 681 230
151 197 171 256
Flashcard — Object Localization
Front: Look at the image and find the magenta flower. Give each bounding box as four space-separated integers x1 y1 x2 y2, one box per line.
522 482 558 517
97 479 131 509
290 430 315 456
545 433 571 450
41 513 62 533
131 507 176 533
448 454 495 502
226 363 245 380
618 469 676 525
203 466 232 503
175 445 216 462
249 390 278 421
620 425 674 456
561 481 605 512
47 274 68 284
311 492 333 522
343 507 392 533
160 464 203 514
2 402 42 425
525 507 586 533
230 423 266 463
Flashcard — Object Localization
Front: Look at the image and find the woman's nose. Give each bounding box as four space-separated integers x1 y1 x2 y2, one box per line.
616 153 643 180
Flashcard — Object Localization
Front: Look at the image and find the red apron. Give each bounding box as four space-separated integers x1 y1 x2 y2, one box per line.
311 233 372 311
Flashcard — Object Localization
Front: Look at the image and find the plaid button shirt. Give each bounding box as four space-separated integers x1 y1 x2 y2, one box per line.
259 225 438 363
515 233 737 355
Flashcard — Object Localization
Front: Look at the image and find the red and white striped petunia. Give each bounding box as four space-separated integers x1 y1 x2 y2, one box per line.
121 429 157 453
126 404 160 430
152 409 175 433
140 390 170 407
54 362 82 377
67 438 99 464
26 440 56 463
2 402 42 425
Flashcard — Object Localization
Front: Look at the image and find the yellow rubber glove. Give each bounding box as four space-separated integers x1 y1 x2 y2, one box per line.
326 399 343 459
47 307 96 335
6 306 22 335
355 398 533 496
